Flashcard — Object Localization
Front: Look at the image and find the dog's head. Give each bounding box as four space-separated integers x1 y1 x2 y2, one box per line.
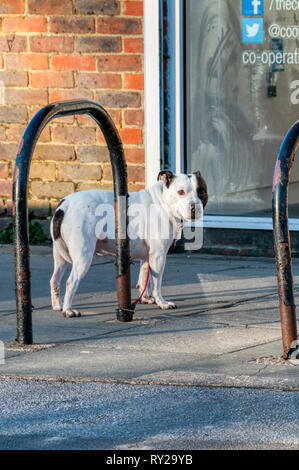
157 170 208 222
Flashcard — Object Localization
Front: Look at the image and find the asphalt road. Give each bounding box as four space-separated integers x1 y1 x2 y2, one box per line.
1 377 299 450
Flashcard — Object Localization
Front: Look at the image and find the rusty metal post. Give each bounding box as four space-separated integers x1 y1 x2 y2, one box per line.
13 100 132 345
272 121 299 359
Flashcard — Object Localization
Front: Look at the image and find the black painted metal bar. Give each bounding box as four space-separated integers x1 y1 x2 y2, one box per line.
13 100 132 345
272 120 299 359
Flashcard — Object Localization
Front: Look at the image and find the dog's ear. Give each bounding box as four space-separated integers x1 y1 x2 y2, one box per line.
193 170 208 208
157 170 175 188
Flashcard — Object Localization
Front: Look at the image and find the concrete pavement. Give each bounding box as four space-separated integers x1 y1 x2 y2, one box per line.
0 244 299 389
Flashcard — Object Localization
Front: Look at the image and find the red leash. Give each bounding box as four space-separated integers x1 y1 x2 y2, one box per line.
134 264 151 305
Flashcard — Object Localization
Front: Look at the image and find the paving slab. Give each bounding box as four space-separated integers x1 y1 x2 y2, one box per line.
1 244 299 390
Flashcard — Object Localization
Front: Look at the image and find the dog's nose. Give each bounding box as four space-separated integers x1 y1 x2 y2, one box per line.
191 204 196 219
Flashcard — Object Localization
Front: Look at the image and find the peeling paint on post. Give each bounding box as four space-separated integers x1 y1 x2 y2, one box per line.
272 120 299 359
13 100 132 345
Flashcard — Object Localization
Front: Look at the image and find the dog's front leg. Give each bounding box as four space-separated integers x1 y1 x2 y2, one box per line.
136 261 155 304
149 252 176 310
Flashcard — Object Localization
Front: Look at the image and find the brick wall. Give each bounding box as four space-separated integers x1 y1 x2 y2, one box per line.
0 0 145 218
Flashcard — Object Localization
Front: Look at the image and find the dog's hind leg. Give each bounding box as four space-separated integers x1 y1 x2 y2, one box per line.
62 247 94 318
50 243 68 311
149 252 176 310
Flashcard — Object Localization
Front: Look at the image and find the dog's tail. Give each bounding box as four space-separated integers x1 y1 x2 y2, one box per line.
51 199 72 263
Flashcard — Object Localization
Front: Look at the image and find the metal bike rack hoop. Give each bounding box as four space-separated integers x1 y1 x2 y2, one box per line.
13 100 132 345
272 120 299 359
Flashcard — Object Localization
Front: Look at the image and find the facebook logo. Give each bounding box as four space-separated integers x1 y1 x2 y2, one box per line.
242 18 264 43
242 0 263 16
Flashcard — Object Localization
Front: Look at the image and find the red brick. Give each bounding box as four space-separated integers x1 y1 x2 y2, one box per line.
102 164 112 180
0 0 25 14
31 181 74 199
50 116 75 125
6 54 48 71
6 122 49 143
3 17 47 33
125 147 145 164
76 109 121 126
0 143 19 159
75 0 120 15
57 163 102 182
124 38 144 53
7 125 26 142
38 127 51 143
5 89 48 106
127 164 145 182
49 89 93 103
96 91 141 108
97 55 142 72
0 180 12 197
119 128 143 145
77 72 122 89
77 181 112 191
75 114 97 126
97 17 142 35
52 55 95 71
30 36 74 53
52 126 96 145
124 109 144 126
76 36 121 53
0 71 28 86
30 71 74 88
128 182 145 192
124 73 144 90
50 17 95 34
30 161 56 180
34 144 76 161
0 126 6 140
28 0 73 15
124 1 143 16
0 163 9 179
76 145 109 163
0 36 27 53
0 108 27 124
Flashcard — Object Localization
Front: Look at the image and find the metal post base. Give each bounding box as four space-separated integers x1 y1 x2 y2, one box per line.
116 307 135 322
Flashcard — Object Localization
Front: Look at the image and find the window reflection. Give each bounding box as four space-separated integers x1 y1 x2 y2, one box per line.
186 0 299 216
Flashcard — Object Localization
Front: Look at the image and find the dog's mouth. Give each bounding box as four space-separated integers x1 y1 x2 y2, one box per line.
174 202 203 222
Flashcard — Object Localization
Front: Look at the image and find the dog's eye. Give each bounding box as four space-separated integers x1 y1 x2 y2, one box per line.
178 190 185 196
198 188 205 194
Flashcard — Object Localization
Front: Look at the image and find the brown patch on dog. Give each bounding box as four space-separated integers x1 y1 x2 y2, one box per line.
55 198 65 210
193 171 208 208
53 209 65 240
157 170 176 188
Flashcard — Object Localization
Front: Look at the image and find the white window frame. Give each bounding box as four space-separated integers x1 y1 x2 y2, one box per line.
144 0 161 189
143 0 299 231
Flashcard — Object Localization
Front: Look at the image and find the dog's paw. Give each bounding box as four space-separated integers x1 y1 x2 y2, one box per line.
141 295 155 305
63 309 82 318
158 301 177 310
52 298 63 311
53 305 63 311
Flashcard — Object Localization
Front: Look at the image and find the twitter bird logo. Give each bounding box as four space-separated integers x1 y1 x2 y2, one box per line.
242 18 264 43
246 23 259 37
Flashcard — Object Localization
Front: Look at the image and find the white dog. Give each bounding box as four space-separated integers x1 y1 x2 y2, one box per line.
50 170 208 318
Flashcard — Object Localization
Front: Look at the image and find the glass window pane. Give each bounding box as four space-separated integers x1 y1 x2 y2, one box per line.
185 0 299 216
